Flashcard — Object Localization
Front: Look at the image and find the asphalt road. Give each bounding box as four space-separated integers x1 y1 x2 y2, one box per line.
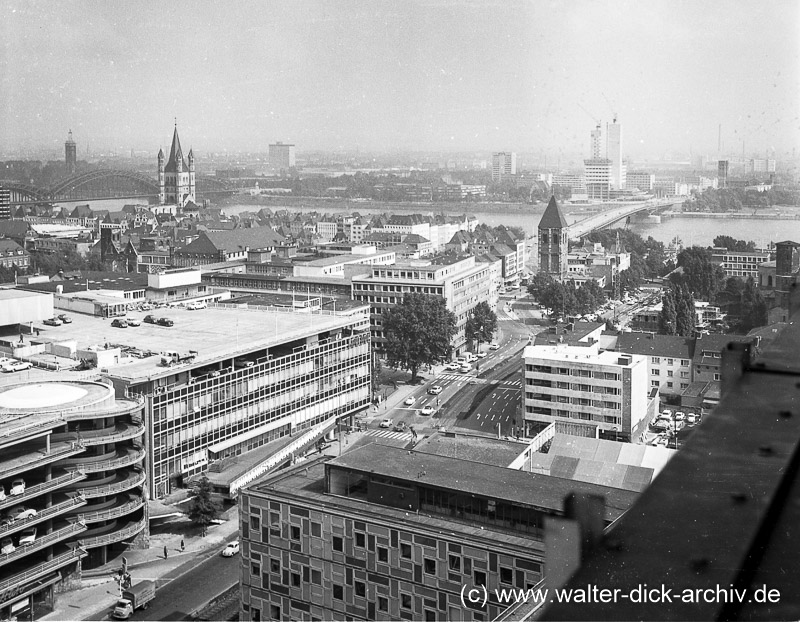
87 541 240 621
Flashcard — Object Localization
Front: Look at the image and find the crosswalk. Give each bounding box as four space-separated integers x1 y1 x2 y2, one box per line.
366 429 412 441
437 373 522 388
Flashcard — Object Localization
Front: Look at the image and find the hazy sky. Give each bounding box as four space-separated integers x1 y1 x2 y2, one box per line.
2 0 799 158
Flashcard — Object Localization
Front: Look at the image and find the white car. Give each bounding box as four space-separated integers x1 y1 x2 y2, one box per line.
687 413 697 425
10 478 25 495
420 406 436 416
446 362 461 371
403 396 416 406
2 361 32 373
187 301 207 310
0 537 14 554
477 351 487 358
489 343 500 350
674 412 686 422
379 419 393 429
427 385 442 395
18 527 36 546
6 506 37 521
221 540 240 557
459 364 471 373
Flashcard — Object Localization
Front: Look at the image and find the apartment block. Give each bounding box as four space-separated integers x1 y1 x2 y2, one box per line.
351 255 495 355
491 152 517 182
238 444 636 622
615 333 694 396
523 343 650 442
711 247 771 280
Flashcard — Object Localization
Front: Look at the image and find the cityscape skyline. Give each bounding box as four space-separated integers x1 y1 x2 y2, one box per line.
2 0 799 159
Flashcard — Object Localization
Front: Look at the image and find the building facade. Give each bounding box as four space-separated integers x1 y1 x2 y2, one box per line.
351 256 494 355
491 152 517 182
711 248 771 280
238 444 635 622
158 125 196 207
269 143 296 171
523 343 649 441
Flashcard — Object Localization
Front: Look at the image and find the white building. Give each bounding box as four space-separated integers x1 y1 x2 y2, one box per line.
523 343 650 442
269 142 296 170
606 119 626 190
492 152 517 182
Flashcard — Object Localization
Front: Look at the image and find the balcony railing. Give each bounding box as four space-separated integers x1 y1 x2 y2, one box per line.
78 494 145 524
51 420 145 446
0 470 85 512
63 444 145 473
0 545 86 595
74 469 145 499
0 494 85 539
61 397 144 421
0 441 85 480
0 520 86 569
77 514 146 549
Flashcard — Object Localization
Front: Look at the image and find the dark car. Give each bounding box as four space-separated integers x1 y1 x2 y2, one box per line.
144 315 158 324
157 317 174 327
111 319 128 328
58 314 72 323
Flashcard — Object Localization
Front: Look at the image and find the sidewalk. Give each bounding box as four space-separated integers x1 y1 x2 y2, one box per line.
41 506 240 621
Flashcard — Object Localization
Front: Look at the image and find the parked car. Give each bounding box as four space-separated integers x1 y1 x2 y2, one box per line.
2 361 32 373
140 303 153 311
446 362 461 371
459 364 471 373
187 301 207 310
687 413 697 425
157 318 174 327
18 528 36 546
10 478 25 495
0 487 5 501
57 314 72 323
0 537 14 555
489 343 500 350
221 540 240 557
126 318 141 327
393 421 407 433
674 412 686 422
427 385 442 395
143 315 158 324
42 317 62 327
6 506 37 521
477 351 487 358
111 319 128 328
420 406 436 416
379 419 393 429
403 396 416 406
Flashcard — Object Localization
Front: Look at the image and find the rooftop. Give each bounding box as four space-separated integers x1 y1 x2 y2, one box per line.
414 431 528 467
326 443 636 521
524 343 643 367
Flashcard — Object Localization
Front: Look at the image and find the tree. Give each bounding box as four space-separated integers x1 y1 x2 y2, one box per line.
187 475 219 537
465 301 498 351
671 247 724 301
370 356 383 398
675 286 696 337
739 277 768 332
659 289 677 335
383 293 457 383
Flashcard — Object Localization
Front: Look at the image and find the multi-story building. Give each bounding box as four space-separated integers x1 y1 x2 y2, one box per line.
158 125 195 207
491 152 517 182
0 380 146 619
537 196 569 278
606 119 626 190
238 443 636 622
0 186 10 221
65 129 77 175
625 171 655 193
351 255 494 355
0 239 30 269
717 160 729 189
523 342 650 442
269 142 296 171
615 333 694 396
711 247 771 280
173 229 286 267
583 159 613 200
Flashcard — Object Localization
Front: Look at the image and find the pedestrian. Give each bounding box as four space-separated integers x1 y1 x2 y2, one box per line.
180 538 185 552
163 545 168 559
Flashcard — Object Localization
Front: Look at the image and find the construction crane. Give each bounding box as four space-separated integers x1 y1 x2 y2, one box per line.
602 92 617 123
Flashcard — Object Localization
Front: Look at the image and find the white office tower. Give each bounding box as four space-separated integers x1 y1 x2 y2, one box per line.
492 152 517 182
606 118 626 189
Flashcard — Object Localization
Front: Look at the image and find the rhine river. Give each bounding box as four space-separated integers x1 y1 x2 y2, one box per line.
219 201 800 248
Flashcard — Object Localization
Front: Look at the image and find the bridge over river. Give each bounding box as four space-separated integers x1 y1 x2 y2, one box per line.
568 197 680 238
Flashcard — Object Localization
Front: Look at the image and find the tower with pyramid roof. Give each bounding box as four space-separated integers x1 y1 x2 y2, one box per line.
537 196 569 278
158 124 196 207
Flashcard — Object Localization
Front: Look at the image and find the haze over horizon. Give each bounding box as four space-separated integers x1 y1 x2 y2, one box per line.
2 0 799 160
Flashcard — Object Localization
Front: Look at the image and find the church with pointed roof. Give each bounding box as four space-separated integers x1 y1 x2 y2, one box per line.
538 196 569 278
158 124 195 207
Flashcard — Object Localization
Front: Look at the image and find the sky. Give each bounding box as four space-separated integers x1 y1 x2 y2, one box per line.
2 0 799 159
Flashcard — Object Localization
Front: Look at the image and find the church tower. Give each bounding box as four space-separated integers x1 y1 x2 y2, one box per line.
538 196 569 278
160 124 196 206
65 130 77 175
158 148 165 204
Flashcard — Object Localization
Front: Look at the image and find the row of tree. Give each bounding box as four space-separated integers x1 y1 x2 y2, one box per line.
527 274 607 318
658 286 696 336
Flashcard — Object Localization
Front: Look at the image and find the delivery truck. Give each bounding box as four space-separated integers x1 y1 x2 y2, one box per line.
113 580 156 619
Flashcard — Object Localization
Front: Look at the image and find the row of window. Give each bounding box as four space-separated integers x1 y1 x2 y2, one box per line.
650 357 690 366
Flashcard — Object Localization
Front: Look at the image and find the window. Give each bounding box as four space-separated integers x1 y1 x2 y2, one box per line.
333 536 343 552
681 383 689 389
378 596 389 612
250 514 260 530
680 371 689 378
290 525 300 540
425 610 437 622
475 570 487 587
311 522 321 537
500 567 513 584
355 531 366 547
667 382 673 388
401 593 412 610
681 359 689 366
652 369 660 375
269 605 279 620
312 569 322 585
270 558 280 573
291 572 301 587
251 562 260 576
355 580 366 597
667 370 674 377
424 558 436 575
667 358 674 365
713 373 720 381
333 584 344 600
651 380 660 387
651 357 660 364
377 547 389 563
400 542 411 559
448 554 461 572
